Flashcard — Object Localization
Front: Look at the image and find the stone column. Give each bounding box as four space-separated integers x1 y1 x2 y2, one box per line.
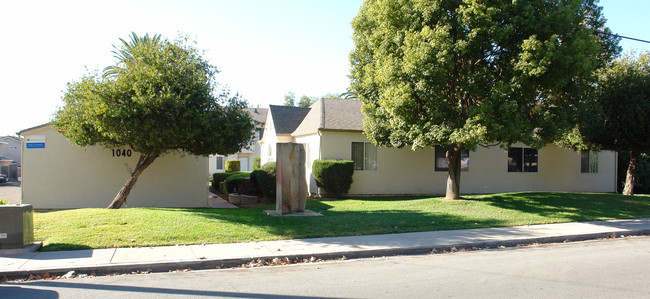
275 143 307 214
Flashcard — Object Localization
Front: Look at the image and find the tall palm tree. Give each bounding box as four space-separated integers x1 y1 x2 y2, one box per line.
103 32 161 78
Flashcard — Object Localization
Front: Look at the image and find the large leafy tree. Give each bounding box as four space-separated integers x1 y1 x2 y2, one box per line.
350 0 619 199
579 52 650 195
54 33 254 208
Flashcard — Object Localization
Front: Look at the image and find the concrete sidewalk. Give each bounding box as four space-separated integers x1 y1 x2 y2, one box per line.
1 218 649 279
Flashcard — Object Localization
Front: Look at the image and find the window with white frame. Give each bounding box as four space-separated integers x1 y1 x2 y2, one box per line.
216 156 224 170
580 151 598 173
351 142 377 171
508 147 538 172
435 145 470 171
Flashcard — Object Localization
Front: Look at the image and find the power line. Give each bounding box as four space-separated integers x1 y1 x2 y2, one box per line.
598 31 650 44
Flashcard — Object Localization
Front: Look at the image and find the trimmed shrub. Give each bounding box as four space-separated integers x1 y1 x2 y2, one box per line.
219 181 228 195
253 157 261 170
225 172 250 193
212 172 234 190
225 159 240 172
256 162 276 199
312 159 354 198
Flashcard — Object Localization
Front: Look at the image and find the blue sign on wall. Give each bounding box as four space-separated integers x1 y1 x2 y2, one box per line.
26 142 45 149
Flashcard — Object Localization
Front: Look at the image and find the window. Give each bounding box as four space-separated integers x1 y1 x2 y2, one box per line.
508 147 539 172
257 128 264 140
508 147 538 172
435 146 469 171
216 156 224 170
267 144 272 157
581 151 598 173
351 142 377 170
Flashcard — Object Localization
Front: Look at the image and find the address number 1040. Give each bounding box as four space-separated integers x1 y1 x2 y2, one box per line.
112 149 132 157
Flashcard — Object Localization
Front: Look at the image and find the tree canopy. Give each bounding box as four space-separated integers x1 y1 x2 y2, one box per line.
54 33 254 208
578 51 650 195
350 0 619 199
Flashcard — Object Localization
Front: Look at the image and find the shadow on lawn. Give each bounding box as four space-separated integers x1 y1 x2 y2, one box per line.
40 243 93 252
468 192 650 221
179 200 510 240
151 193 650 242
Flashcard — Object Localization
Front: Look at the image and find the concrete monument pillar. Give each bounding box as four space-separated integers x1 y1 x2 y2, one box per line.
275 143 307 214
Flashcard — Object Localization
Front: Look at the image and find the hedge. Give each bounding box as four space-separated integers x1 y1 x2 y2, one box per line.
225 172 251 193
312 159 354 198
255 162 276 199
253 157 261 170
225 160 240 172
212 172 233 190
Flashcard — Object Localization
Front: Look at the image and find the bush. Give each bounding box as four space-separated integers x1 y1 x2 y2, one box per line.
212 172 234 190
0 198 8 205
253 157 261 170
312 159 354 198
225 160 240 172
225 172 250 193
219 181 228 195
256 162 277 199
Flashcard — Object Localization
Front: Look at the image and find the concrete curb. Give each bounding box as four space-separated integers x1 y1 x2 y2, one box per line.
2 228 648 280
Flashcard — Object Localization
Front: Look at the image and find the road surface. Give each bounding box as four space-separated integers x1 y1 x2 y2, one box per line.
2 236 649 298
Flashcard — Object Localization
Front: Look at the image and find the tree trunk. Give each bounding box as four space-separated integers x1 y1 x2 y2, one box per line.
107 153 160 209
445 146 462 200
622 151 639 196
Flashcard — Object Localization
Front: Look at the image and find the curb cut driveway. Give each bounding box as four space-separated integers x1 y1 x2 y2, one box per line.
1 218 649 279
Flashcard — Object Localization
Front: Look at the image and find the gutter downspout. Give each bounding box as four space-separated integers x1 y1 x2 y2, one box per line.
17 132 25 205
614 150 618 193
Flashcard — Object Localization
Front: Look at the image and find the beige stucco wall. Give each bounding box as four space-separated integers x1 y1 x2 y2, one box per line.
20 126 208 209
319 131 617 196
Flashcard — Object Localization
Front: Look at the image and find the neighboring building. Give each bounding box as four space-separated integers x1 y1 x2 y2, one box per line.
260 98 617 196
0 136 21 181
209 108 268 174
19 124 209 209
0 135 21 166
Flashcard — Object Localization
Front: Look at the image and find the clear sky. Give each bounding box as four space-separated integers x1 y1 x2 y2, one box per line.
1 0 648 137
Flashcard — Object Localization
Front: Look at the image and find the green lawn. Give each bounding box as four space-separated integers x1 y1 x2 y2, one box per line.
34 192 650 251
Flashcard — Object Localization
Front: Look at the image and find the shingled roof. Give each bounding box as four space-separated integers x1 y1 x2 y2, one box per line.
291 98 363 136
268 105 311 135
243 108 268 125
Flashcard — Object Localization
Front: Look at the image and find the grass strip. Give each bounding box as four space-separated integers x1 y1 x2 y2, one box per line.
34 192 650 251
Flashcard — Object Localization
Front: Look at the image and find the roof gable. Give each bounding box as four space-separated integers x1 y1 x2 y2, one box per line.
268 105 311 135
291 99 363 136
321 98 363 131
244 108 269 125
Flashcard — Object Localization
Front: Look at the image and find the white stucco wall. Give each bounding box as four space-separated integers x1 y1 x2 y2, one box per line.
293 133 321 194
319 131 617 196
259 114 277 166
20 126 209 209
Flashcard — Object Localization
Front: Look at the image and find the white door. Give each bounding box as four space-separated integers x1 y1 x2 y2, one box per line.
240 157 249 171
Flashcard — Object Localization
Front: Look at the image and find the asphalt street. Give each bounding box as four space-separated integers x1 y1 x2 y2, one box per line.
0 182 20 204
2 236 649 298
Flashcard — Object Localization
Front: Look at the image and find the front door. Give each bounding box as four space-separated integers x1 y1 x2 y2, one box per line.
240 157 249 171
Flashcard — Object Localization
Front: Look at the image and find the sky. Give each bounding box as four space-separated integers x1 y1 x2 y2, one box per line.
1 0 648 137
